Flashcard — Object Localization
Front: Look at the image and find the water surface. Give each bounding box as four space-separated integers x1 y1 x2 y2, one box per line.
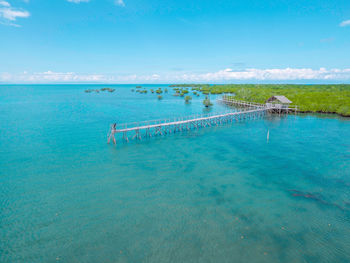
1 85 350 263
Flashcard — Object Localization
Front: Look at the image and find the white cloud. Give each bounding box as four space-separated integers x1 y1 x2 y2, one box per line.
0 8 29 20
67 0 125 6
1 71 105 83
0 72 12 81
0 71 164 83
2 68 350 83
340 20 350 27
67 0 89 3
34 71 105 81
0 1 30 26
0 1 10 7
115 0 125 7
178 68 350 82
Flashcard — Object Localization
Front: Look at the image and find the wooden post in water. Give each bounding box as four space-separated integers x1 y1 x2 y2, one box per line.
107 124 117 144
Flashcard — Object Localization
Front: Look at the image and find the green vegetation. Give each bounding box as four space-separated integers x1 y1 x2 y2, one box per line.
136 86 142 88
203 95 213 107
173 87 190 97
170 84 211 94
150 89 154 93
85 88 115 93
101 88 115 92
170 84 209 88
100 87 115 92
129 83 350 117
136 89 147 94
180 84 350 116
184 96 192 103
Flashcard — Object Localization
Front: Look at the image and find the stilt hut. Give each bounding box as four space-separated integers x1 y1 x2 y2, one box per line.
266 95 292 110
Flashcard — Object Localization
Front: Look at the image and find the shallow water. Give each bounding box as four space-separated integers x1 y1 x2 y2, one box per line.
0 85 350 263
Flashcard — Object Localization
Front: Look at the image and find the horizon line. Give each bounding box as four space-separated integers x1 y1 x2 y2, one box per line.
1 83 350 85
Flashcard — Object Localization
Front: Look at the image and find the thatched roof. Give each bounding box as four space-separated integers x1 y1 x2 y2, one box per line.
266 95 292 104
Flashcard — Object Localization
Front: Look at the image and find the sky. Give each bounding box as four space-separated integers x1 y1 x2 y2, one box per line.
0 0 350 83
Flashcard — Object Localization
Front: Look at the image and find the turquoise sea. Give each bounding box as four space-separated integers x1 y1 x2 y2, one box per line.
1 84 350 263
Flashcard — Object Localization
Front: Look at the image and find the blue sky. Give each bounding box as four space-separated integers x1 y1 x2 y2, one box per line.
1 0 350 83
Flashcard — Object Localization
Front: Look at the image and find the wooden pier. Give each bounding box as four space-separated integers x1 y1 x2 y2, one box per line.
108 106 267 145
107 96 297 145
220 95 298 114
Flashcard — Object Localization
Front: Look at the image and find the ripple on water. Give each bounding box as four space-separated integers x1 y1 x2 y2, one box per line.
0 85 350 263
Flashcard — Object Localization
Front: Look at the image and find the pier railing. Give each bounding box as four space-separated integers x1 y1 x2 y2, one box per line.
112 105 267 132
220 95 298 112
108 95 298 145
108 105 268 144
220 95 266 107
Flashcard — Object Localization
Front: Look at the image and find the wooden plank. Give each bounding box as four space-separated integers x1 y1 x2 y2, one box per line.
114 107 267 133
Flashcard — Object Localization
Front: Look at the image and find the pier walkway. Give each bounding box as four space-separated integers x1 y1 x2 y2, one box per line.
107 96 297 145
108 102 269 145
220 95 298 113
